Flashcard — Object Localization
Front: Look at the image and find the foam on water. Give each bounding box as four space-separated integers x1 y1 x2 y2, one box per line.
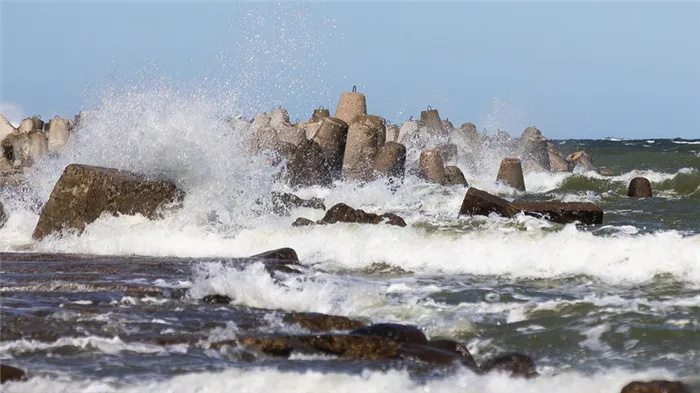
2 367 694 393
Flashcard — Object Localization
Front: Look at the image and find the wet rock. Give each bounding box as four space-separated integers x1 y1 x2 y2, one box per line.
511 201 604 225
548 142 569 172
566 151 596 171
373 141 406 180
480 352 538 378
202 295 232 304
318 203 406 227
459 187 517 218
32 164 185 240
238 334 400 360
399 343 462 366
286 140 332 188
313 117 349 180
420 107 445 135
350 323 428 344
496 158 526 191
0 364 27 384
271 192 326 215
620 380 689 393
0 201 6 229
418 150 446 184
292 217 316 227
443 166 468 186
282 312 365 332
428 339 478 371
627 177 652 198
334 89 367 125
249 247 299 263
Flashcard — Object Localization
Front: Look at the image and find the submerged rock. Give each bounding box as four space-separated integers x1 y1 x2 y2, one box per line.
0 364 27 384
479 352 538 378
282 312 365 332
318 203 407 227
428 339 478 371
620 380 689 393
32 164 185 240
271 192 326 215
249 247 299 263
235 334 400 360
202 295 232 304
292 217 316 227
350 323 428 344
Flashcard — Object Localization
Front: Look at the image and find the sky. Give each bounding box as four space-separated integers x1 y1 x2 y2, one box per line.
1 2 699 139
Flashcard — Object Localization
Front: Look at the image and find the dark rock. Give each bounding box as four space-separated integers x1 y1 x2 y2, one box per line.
271 192 326 215
32 164 184 240
249 247 299 262
282 312 365 332
627 177 652 198
443 166 468 186
399 343 462 365
620 380 689 393
459 187 517 218
238 334 400 360
292 217 316 227
0 201 6 229
313 117 349 180
511 201 604 225
480 352 538 378
286 140 332 188
350 323 428 344
428 339 478 371
318 203 406 227
0 364 26 384
202 295 232 304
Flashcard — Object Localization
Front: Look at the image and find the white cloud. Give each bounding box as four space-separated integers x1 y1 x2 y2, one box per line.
0 102 25 127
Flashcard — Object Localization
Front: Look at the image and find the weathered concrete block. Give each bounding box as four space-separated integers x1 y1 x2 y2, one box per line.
26 131 47 166
373 141 406 180
385 124 399 143
18 118 34 133
418 150 446 184
286 140 332 188
357 114 386 148
566 151 595 172
47 117 70 153
0 115 17 143
334 87 367 125
396 120 419 145
627 177 652 198
342 122 379 182
497 158 526 191
313 117 348 180
443 166 468 186
518 128 550 172
459 187 517 218
31 116 44 132
311 107 330 123
548 142 569 172
10 133 29 168
32 164 184 240
420 106 444 134
511 201 604 225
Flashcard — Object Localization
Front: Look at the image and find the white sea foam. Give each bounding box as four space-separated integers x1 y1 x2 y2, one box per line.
2 367 695 393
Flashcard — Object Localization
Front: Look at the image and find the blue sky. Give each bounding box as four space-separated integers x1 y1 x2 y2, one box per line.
1 2 698 139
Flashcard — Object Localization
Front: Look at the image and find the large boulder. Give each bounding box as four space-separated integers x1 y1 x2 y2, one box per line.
318 203 406 227
511 201 604 225
627 177 652 198
0 364 26 384
32 164 185 240
428 339 478 370
620 380 689 393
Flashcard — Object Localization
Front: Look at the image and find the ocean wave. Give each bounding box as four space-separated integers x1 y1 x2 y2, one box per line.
1 366 694 393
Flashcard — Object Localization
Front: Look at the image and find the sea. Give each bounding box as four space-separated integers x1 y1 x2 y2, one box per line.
0 88 699 393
